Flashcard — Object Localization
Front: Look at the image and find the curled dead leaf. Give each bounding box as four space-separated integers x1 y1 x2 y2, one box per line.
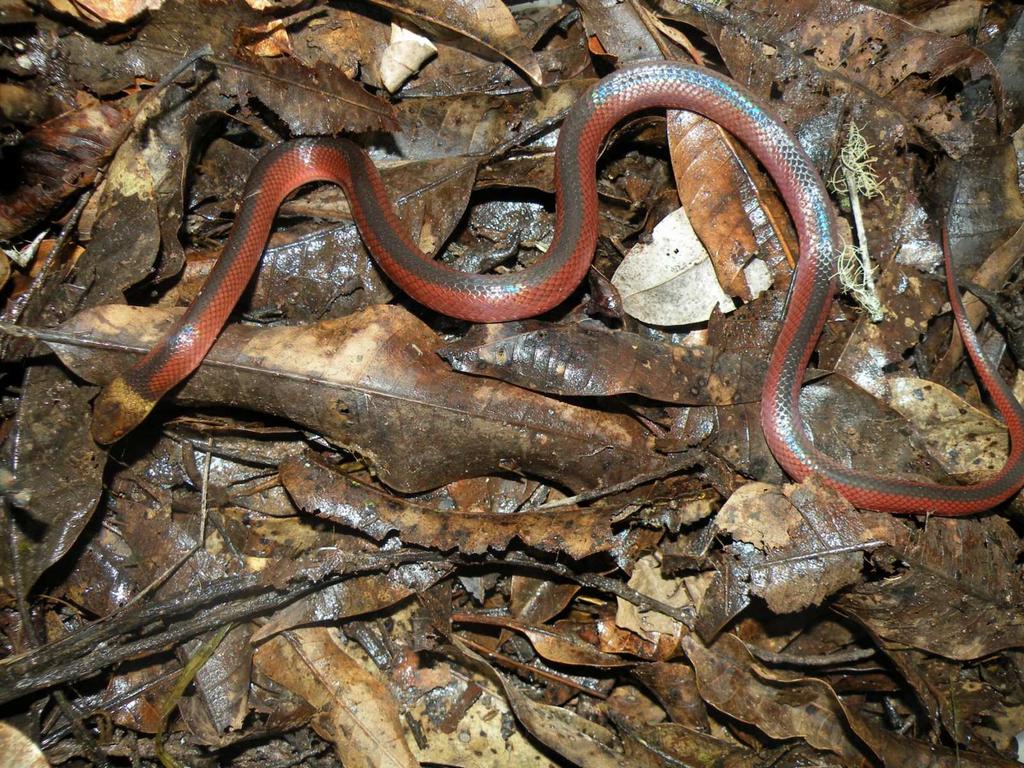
281 451 614 558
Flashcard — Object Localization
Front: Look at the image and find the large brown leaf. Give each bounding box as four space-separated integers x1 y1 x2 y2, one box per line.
839 517 1024 660
1 364 103 597
45 303 668 492
254 627 417 768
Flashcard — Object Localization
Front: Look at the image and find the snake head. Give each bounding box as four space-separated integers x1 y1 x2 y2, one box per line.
91 378 157 445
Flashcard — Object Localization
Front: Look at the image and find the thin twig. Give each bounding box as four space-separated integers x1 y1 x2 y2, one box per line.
0 550 444 706
119 45 214 144
199 437 213 544
529 451 702 510
484 553 696 629
121 544 202 612
457 635 608 697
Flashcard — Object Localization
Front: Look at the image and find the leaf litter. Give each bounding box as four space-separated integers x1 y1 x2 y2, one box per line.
1 0 1024 766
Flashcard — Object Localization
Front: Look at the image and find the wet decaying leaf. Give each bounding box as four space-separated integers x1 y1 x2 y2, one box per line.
252 558 452 643
834 264 949 400
4 0 1024 766
395 645 556 766
440 318 770 404
451 637 624 767
119 512 252 740
0 364 104 597
280 451 615 557
886 375 1013 479
619 720 773 768
225 55 398 135
839 516 1024 660
682 633 870 765
75 83 223 305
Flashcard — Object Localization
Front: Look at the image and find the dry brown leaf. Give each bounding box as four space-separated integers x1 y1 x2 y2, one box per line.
0 101 125 240
886 376 1011 479
714 482 802 550
682 633 871 765
453 614 632 668
720 478 874 614
407 677 555 767
389 642 557 767
695 478 878 639
44 0 160 24
0 722 48 768
253 627 417 768
667 110 795 303
616 555 701 643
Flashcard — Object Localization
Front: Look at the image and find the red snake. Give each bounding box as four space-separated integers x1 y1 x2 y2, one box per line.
91 62 1024 515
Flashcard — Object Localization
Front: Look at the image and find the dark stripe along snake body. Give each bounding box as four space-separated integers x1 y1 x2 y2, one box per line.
91 62 1024 515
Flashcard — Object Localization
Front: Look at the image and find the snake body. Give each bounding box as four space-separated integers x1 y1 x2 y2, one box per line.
91 62 1024 515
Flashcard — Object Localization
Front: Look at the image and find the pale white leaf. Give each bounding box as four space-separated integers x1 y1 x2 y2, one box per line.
612 207 733 326
380 23 437 93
